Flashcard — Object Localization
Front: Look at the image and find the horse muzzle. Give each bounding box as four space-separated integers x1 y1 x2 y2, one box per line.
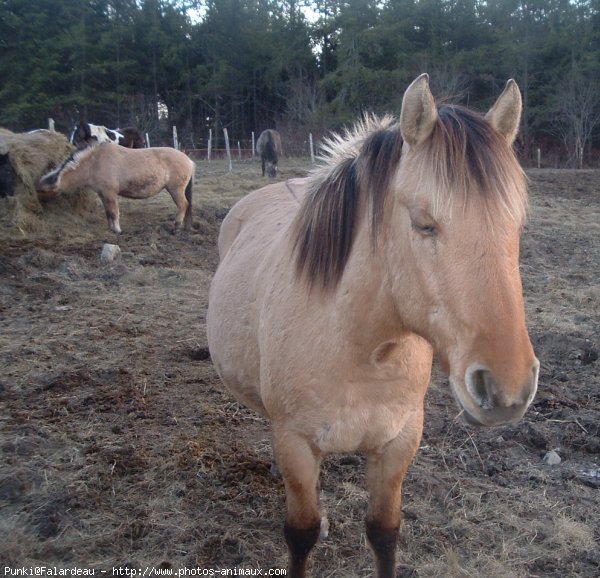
37 186 61 201
450 359 540 427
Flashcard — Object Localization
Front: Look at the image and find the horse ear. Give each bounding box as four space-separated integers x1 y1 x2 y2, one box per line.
400 73 438 147
484 79 522 145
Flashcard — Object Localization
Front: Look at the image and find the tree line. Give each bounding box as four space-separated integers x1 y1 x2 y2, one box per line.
1 0 599 166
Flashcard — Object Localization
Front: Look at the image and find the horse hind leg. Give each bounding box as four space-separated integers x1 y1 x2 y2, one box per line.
273 427 322 578
183 175 193 230
167 183 191 231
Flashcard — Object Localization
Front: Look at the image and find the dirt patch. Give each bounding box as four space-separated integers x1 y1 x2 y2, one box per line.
0 160 598 576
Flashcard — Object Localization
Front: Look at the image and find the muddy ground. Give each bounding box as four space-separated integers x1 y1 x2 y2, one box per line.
0 159 598 577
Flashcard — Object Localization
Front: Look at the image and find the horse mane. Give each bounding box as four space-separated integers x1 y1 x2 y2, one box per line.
42 144 99 185
293 107 527 291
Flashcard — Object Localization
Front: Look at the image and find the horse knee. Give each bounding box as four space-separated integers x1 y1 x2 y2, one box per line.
284 520 320 577
105 211 121 234
366 520 399 578
319 514 329 541
173 214 190 232
366 520 399 553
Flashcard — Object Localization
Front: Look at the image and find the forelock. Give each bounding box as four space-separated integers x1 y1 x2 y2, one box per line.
404 105 527 224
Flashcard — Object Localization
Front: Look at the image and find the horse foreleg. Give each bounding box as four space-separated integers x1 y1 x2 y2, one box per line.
365 414 423 578
273 428 322 578
101 193 121 234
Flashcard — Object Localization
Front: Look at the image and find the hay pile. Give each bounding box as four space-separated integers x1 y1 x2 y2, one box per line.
0 129 98 238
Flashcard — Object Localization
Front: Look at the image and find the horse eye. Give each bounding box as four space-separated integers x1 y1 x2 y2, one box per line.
412 222 438 237
409 206 438 237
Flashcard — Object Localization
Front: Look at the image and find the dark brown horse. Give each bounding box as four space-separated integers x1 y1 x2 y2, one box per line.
207 75 539 577
256 129 282 177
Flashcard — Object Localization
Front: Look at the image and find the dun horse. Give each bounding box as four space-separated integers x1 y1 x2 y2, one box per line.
256 129 282 177
70 121 145 149
38 144 194 233
207 74 539 577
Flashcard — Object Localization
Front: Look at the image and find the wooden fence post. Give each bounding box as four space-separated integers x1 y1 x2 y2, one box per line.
223 128 232 172
208 129 212 162
145 133 150 148
252 131 255 157
309 133 315 164
172 126 178 149
48 118 55 132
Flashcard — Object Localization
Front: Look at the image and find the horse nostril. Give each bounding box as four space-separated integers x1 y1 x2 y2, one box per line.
466 367 497 411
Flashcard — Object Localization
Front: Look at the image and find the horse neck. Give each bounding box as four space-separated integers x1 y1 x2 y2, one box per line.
319 217 405 355
60 156 93 191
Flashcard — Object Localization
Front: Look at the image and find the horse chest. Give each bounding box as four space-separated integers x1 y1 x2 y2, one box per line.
312 399 415 454
269 367 427 455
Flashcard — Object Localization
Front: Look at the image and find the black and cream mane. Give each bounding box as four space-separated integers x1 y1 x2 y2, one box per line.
40 144 98 187
293 107 527 290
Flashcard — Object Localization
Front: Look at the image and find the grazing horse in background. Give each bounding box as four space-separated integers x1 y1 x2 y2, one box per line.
256 129 282 177
70 122 145 149
37 143 194 233
207 74 539 577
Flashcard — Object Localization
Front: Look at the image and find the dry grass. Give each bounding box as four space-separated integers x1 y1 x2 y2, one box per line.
0 160 598 576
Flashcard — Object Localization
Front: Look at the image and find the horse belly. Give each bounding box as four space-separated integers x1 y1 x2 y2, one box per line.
119 178 162 199
207 264 264 414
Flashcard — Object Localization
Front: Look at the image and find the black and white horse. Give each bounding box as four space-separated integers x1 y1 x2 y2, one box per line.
70 122 145 149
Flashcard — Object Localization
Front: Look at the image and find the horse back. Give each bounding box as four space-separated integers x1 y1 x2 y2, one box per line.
118 127 145 148
102 145 191 170
218 178 305 259
257 129 281 162
151 146 194 169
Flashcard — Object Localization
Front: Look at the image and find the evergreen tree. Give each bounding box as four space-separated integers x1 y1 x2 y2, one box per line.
0 0 597 164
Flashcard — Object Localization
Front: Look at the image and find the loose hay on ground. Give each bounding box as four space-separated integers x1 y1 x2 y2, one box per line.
0 161 598 577
0 129 98 238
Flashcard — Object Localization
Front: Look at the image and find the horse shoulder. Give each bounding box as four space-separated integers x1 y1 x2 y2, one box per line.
89 146 122 186
257 278 432 451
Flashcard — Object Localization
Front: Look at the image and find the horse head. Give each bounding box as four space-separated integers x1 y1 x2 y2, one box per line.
392 75 538 426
